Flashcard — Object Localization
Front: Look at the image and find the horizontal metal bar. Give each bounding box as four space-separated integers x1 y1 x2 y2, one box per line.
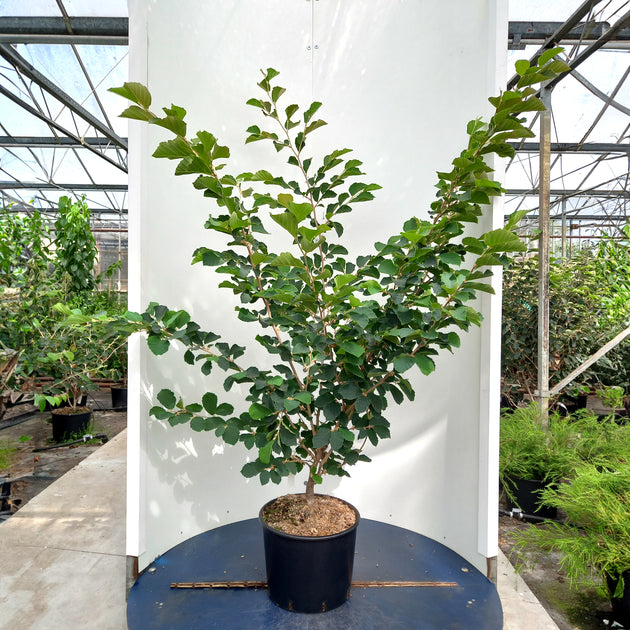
0 16 128 45
522 214 629 221
5 18 630 47
0 182 127 191
508 20 612 42
0 136 125 149
510 142 630 154
506 189 629 198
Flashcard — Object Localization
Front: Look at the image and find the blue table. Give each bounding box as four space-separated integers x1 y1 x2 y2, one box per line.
127 518 503 629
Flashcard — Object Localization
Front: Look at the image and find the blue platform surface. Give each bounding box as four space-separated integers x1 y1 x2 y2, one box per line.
127 518 503 629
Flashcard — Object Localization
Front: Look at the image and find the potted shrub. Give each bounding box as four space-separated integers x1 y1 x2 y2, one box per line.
33 310 127 442
510 463 630 627
106 51 570 612
499 404 580 518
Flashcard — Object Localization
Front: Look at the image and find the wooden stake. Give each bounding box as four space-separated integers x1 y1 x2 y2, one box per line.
170 580 458 590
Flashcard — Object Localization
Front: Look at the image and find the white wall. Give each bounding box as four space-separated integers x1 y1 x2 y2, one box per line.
127 0 507 574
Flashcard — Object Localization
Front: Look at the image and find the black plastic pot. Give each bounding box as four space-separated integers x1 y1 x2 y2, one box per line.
110 386 127 410
506 477 558 519
606 570 630 627
259 497 360 613
51 409 92 443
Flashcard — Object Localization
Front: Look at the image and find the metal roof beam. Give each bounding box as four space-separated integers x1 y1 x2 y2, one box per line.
524 214 629 221
0 17 128 45
0 85 127 173
507 189 629 198
509 142 630 154
508 20 611 49
507 0 607 89
0 43 128 151
4 17 630 49
0 182 127 191
0 135 126 148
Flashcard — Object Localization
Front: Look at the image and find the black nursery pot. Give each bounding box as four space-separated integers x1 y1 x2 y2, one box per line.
51 409 92 443
606 571 630 627
110 386 127 410
507 477 558 519
259 497 360 614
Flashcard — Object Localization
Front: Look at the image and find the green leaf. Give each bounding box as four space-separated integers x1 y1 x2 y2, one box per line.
259 441 273 465
249 403 274 419
268 252 305 268
152 137 195 160
241 461 262 478
439 252 462 266
202 392 218 414
414 355 436 376
483 228 526 252
157 389 177 409
339 383 361 399
329 430 345 451
504 208 530 230
312 427 330 448
147 334 170 355
287 202 313 222
378 259 397 276
304 101 323 123
514 59 530 76
284 398 301 412
153 114 186 136
339 341 364 357
119 105 155 122
149 406 172 420
109 82 152 109
294 392 312 404
216 402 234 416
270 212 298 237
223 423 240 445
334 274 355 290
393 355 415 373
538 46 564 66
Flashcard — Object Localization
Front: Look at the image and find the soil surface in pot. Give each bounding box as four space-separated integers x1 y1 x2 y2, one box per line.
262 494 356 537
51 405 91 415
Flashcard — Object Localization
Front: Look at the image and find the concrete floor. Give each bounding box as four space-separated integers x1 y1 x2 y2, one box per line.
0 429 558 629
0 430 127 630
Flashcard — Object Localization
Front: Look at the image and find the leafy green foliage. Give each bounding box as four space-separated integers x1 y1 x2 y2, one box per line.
0 202 128 413
502 233 630 403
109 54 569 494
54 196 99 293
500 403 630 507
510 463 630 599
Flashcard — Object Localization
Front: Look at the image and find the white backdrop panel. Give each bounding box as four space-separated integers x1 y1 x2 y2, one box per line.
127 0 506 574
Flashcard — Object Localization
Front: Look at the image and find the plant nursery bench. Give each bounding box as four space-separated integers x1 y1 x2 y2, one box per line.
127 518 503 629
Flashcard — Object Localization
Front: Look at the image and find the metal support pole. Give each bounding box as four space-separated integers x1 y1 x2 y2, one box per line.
538 86 552 428
561 199 567 259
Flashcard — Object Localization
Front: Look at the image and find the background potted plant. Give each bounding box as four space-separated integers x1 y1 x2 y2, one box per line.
499 404 578 518
33 309 127 442
104 51 570 612
510 463 630 627
500 403 630 518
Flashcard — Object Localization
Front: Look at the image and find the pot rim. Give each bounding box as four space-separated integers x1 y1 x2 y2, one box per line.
258 494 360 542
50 407 92 417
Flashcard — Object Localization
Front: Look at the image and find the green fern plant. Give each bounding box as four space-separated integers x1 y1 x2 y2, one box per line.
510 463 630 602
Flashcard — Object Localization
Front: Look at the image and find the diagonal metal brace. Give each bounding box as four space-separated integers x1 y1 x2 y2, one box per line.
0 43 128 151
